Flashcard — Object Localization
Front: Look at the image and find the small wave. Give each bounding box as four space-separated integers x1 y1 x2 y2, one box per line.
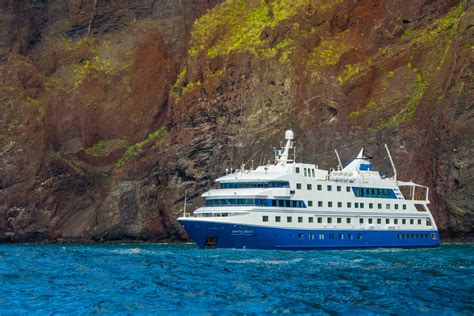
226 258 304 265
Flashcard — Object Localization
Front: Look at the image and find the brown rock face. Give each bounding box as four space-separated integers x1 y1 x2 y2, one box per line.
0 0 472 242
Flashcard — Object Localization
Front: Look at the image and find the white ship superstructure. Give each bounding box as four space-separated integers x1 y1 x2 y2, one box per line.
178 130 440 249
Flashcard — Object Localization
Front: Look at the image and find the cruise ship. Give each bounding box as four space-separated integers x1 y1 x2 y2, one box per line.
178 130 440 250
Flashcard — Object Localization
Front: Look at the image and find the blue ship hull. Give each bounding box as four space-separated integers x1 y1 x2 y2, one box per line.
178 219 440 250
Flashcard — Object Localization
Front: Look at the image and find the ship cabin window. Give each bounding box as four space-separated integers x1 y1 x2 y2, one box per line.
272 200 277 207
298 217 303 223
378 203 382 209
394 219 398 224
395 204 399 210
287 216 292 223
317 217 322 223
403 204 407 210
368 218 373 224
327 218 332 224
347 218 351 224
346 186 351 192
319 234 325 240
285 200 291 207
275 216 281 222
318 201 323 207
307 184 312 190
418 219 422 225
348 233 353 240
410 219 414 225
304 168 307 177
431 233 437 240
358 233 363 240
220 181 290 189
355 203 359 208
312 169 315 177
309 217 314 223
360 203 364 208
328 202 333 207
402 219 406 224
278 200 284 207
339 233 344 240
386 219 390 224
298 233 304 239
359 218 364 224
309 233 315 240
297 183 302 190
369 203 373 209
377 218 382 224
347 202 352 208
296 167 300 173
308 201 313 207
337 218 342 224
338 202 342 208
337 186 341 192
426 218 431 226
386 204 390 210
262 216 269 222
327 185 332 191
317 184 322 190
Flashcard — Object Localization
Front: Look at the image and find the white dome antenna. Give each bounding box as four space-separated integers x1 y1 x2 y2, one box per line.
285 130 294 140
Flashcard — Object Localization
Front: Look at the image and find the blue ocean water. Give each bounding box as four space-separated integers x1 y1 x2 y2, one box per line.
0 243 473 315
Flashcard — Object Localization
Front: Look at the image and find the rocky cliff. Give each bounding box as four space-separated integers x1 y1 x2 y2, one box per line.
0 0 472 242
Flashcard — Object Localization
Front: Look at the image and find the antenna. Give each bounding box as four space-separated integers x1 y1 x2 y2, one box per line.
384 144 397 180
334 149 343 170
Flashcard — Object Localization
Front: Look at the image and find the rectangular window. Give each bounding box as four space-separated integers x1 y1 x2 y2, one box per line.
359 218 364 224
368 218 373 224
410 219 414 225
297 183 301 189
312 169 315 177
377 218 381 224
309 217 314 223
337 218 342 224
262 216 269 222
296 167 300 174
339 233 344 240
386 204 390 210
403 204 407 210
328 202 333 207
275 216 281 222
426 218 431 226
309 233 315 240
347 202 352 208
319 234 325 240
358 233 363 240
431 233 437 240
346 186 351 192
378 203 382 209
418 219 422 225
360 203 364 208
287 216 292 223
395 204 399 210
348 233 353 240
402 219 406 224
318 201 323 207
394 219 398 224
308 201 313 207
386 218 390 224
296 217 302 223
347 218 351 224
337 186 341 192
304 168 307 177
317 184 322 191
307 184 312 190
338 202 342 208
317 217 322 223
327 185 332 191
327 218 332 224
298 233 304 239
355 203 359 208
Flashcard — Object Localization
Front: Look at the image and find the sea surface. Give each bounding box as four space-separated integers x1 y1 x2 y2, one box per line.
0 243 473 315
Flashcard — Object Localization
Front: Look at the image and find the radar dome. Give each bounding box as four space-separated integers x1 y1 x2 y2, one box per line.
285 130 294 140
